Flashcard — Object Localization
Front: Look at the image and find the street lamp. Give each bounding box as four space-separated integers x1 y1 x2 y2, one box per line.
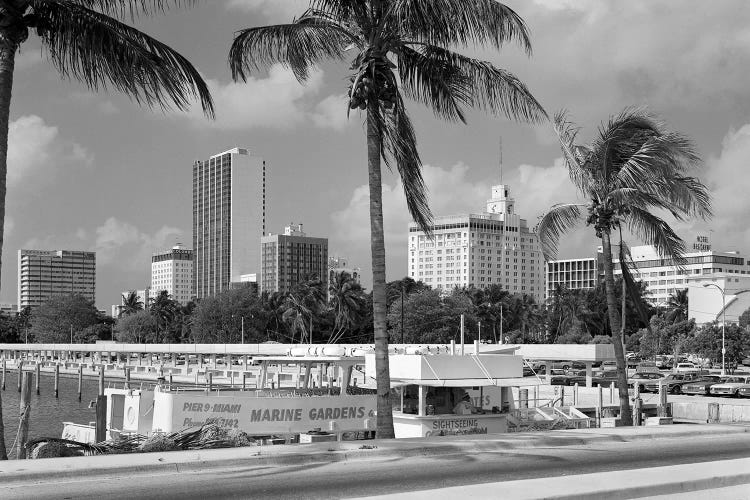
703 283 726 376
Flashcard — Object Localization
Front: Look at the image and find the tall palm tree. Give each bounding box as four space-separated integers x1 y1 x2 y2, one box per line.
538 108 711 425
120 290 144 317
229 0 545 438
329 271 366 343
665 288 688 324
149 290 178 343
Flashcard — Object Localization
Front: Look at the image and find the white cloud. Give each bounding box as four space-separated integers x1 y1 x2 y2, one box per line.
695 124 750 251
311 94 352 131
95 217 183 266
182 64 324 130
8 115 93 188
330 160 583 288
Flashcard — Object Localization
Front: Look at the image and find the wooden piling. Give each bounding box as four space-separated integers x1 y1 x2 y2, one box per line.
54 363 60 398
597 385 604 427
573 383 579 406
242 372 247 391
17 360 22 392
77 364 83 401
95 395 107 443
99 367 105 396
125 368 131 390
207 372 213 391
34 362 40 395
659 384 669 417
168 373 173 389
17 372 32 459
1 357 5 391
610 382 616 404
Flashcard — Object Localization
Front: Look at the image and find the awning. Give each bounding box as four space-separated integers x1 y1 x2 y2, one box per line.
390 377 542 388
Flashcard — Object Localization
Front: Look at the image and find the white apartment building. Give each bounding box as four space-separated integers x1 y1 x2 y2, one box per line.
610 236 749 306
546 258 598 300
151 244 193 305
407 184 545 303
18 249 96 308
687 273 750 325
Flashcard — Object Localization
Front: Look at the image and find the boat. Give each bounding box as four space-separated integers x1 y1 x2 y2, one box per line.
63 345 546 443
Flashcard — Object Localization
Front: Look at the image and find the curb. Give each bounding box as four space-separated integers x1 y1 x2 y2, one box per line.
1 425 749 485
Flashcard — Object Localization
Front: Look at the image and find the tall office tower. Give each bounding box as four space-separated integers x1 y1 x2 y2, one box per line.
151 244 193 305
260 223 328 294
407 183 546 303
18 249 96 308
193 147 265 299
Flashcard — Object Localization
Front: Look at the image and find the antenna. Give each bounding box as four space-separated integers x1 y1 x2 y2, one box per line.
499 136 503 184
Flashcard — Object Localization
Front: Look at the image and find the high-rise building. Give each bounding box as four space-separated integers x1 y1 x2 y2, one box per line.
261 224 328 294
151 244 193 305
18 249 96 308
546 258 598 300
113 288 151 318
407 183 546 302
193 147 265 299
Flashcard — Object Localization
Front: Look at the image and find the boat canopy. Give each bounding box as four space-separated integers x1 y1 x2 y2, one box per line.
390 376 541 388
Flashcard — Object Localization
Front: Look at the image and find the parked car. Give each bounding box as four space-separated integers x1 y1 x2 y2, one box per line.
592 370 620 387
627 356 643 368
655 355 674 370
709 375 750 397
737 384 750 398
548 369 572 385
600 360 617 371
681 376 725 396
674 362 699 373
643 373 703 394
628 372 665 392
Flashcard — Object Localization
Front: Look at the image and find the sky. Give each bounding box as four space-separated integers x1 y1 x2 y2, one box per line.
5 0 750 310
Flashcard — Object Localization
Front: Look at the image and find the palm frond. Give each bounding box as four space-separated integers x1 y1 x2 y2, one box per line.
372 95 433 235
397 45 470 123
646 174 712 221
553 110 594 194
619 242 653 328
405 45 546 123
626 206 687 268
615 133 700 187
65 1 199 19
392 0 532 53
37 1 214 117
229 19 357 83
536 203 584 260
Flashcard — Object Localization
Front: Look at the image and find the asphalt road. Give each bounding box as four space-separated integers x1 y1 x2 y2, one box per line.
3 432 750 500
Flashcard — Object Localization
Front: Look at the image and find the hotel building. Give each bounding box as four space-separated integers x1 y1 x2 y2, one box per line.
407 184 545 303
152 244 193 305
18 249 96 308
193 147 265 299
260 224 328 294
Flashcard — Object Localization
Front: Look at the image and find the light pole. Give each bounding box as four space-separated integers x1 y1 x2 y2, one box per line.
241 316 245 345
703 283 726 376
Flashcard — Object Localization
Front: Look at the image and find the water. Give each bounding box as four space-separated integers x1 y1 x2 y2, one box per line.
1 372 98 459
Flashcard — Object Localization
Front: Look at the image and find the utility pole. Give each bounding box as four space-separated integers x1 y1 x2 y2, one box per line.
460 314 465 355
241 316 245 345
400 284 405 345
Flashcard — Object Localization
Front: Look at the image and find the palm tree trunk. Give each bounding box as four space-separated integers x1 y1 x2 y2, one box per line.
0 36 16 461
367 103 394 439
600 231 633 425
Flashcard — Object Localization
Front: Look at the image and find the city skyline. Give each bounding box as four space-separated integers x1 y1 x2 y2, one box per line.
4 1 750 309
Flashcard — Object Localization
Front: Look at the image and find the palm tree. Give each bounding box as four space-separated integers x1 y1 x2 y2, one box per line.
329 271 367 343
120 290 144 317
229 0 546 438
149 290 179 343
665 288 688 324
538 108 711 425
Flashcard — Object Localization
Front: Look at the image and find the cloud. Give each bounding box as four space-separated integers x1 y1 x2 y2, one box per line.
94 217 183 266
8 115 93 188
225 0 307 20
487 0 750 130
22 218 184 270
181 64 324 130
330 160 584 288
311 94 353 131
694 124 750 251
70 92 120 115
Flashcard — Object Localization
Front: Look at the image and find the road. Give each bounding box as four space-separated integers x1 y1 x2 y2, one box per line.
3 432 750 500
